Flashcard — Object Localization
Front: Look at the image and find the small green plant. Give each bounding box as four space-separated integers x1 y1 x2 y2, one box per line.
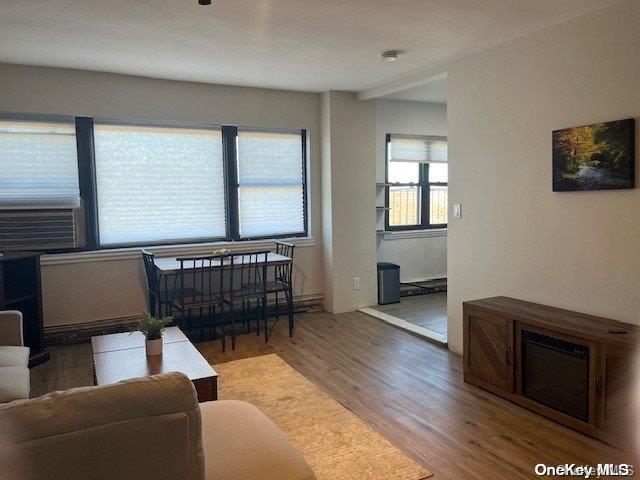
138 313 172 340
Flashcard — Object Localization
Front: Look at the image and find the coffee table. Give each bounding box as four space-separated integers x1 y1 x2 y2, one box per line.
91 327 218 402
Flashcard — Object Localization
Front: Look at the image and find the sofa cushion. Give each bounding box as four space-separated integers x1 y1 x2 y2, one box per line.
200 400 315 480
0 346 29 367
0 373 204 480
0 366 30 403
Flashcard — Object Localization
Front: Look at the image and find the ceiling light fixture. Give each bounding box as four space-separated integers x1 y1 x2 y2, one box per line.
381 50 400 62
198 0 212 5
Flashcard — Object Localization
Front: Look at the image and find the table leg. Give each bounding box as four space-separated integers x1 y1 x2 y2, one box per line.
193 376 217 402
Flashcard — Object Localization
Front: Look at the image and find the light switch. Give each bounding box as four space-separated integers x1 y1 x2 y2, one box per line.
453 203 462 219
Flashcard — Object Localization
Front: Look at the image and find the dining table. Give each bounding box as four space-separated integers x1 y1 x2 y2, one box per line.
153 252 292 274
152 251 293 336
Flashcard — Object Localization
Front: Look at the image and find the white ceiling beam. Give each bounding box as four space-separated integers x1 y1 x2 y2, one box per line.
357 69 448 101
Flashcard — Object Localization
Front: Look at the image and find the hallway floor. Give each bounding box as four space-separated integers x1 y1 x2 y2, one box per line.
371 292 447 335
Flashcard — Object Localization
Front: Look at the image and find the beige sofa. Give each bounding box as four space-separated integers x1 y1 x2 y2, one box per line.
0 372 316 480
0 311 30 404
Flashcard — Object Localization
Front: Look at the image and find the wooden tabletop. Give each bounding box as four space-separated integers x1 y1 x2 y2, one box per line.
92 327 217 386
153 252 291 274
93 341 217 385
91 326 189 354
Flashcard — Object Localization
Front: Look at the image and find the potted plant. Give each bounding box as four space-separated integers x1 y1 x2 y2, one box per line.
138 313 172 356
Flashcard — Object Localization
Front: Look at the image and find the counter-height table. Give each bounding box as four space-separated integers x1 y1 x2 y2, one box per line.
153 252 291 274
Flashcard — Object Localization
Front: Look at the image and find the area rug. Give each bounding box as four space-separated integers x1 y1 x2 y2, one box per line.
215 354 431 480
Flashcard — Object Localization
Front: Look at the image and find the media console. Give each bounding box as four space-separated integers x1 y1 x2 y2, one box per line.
463 296 638 450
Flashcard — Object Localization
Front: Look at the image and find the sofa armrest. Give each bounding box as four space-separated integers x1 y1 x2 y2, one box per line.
0 311 24 347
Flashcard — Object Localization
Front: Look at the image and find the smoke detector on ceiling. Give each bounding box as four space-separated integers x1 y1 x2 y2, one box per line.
381 50 401 62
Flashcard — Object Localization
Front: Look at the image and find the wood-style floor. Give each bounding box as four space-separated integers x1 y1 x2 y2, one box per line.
372 292 448 334
31 309 633 479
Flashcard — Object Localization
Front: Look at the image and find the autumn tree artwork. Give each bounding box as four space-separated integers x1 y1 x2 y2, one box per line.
552 118 635 191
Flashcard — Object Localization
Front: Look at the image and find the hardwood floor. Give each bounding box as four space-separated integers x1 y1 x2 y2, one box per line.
372 292 448 334
31 310 634 479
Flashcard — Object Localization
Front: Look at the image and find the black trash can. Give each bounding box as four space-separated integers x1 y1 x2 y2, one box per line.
377 262 400 305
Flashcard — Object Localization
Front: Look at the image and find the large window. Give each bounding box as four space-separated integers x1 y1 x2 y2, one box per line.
386 135 448 231
91 122 307 247
94 123 226 246
0 119 80 209
1 113 308 251
237 129 306 238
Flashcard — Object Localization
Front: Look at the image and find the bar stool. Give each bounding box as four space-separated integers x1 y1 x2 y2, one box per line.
266 241 295 338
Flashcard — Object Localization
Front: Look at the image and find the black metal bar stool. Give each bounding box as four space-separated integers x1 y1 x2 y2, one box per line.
267 241 295 338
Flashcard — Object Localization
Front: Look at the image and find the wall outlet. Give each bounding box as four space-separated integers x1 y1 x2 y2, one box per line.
453 203 462 219
353 276 361 290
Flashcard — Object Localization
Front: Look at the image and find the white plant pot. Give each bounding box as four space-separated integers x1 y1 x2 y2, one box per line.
146 338 163 356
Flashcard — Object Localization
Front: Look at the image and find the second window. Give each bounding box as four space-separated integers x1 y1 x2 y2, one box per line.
386 134 448 231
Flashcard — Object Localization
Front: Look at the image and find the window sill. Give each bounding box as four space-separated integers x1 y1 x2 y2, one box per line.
41 236 316 266
382 229 447 241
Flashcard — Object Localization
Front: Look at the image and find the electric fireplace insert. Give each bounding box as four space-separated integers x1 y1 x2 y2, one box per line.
521 330 590 422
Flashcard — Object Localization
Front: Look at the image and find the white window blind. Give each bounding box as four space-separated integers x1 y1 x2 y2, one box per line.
389 136 447 163
237 130 305 238
94 124 225 246
0 120 80 209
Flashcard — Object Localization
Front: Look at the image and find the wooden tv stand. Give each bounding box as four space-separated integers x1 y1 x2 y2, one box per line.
463 296 639 449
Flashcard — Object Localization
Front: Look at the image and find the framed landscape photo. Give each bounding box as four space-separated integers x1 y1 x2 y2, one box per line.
552 118 635 191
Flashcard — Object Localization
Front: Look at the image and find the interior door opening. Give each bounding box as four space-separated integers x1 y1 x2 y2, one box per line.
361 74 449 345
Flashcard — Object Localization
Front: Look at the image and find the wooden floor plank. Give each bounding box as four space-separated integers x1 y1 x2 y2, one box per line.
30 309 633 479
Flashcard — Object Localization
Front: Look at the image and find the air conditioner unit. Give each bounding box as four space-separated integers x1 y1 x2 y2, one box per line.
0 210 76 251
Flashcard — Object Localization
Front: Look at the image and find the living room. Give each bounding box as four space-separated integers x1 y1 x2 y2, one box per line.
1 1 639 479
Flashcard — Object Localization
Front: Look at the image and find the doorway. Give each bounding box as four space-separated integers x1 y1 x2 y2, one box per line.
361 74 448 345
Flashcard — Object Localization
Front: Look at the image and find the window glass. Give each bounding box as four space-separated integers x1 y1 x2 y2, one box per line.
0 120 79 208
429 162 448 183
388 161 419 183
429 185 448 224
237 130 305 238
94 124 225 245
389 186 420 226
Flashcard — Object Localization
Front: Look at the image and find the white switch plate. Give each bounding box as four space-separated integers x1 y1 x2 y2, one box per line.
453 203 462 219
353 276 361 290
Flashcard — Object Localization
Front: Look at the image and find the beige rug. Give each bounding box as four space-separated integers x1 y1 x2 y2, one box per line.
216 354 431 480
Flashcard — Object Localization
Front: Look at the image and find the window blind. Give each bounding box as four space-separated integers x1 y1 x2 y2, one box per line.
389 136 447 163
94 124 226 246
237 130 305 238
0 120 80 209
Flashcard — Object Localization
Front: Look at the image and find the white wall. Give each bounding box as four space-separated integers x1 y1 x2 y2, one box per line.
320 92 335 312
321 92 378 313
377 232 446 283
0 64 323 327
374 99 447 282
441 0 640 353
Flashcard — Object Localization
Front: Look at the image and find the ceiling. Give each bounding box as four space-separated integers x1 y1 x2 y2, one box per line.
0 0 621 93
383 76 447 103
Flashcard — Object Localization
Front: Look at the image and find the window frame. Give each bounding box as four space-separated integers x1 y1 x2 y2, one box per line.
384 133 448 232
225 126 309 242
1 112 309 252
89 118 229 249
87 120 309 249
